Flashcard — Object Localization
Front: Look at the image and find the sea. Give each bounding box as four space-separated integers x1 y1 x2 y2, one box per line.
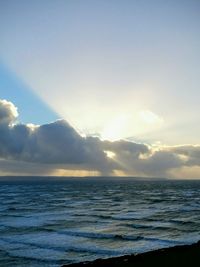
0 177 200 267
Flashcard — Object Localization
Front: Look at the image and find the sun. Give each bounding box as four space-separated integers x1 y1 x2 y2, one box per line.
101 114 129 141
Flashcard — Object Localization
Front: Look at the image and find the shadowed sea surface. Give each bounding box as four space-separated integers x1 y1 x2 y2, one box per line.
0 178 200 266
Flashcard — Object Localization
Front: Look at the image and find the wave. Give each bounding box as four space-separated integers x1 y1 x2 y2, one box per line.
169 219 195 225
143 237 183 245
0 236 133 258
126 222 179 231
57 230 190 246
2 232 200 266
58 230 142 241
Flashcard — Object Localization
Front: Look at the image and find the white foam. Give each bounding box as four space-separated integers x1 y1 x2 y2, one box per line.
2 232 85 249
10 247 65 261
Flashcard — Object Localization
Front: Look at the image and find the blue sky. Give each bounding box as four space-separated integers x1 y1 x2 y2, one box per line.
0 0 200 177
0 63 58 124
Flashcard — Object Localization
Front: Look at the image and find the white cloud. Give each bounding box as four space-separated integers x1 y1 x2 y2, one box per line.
0 99 18 125
139 110 163 125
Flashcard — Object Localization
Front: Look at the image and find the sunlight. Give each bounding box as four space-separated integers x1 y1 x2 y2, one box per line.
139 110 163 125
104 150 116 159
53 168 101 177
101 114 130 141
100 110 163 141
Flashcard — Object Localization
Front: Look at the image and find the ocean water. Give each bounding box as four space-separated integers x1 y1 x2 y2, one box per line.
0 178 200 267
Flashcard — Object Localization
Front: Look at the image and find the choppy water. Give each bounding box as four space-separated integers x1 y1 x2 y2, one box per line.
0 178 200 267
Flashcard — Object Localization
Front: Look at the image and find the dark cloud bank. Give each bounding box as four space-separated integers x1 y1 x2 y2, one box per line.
0 99 200 178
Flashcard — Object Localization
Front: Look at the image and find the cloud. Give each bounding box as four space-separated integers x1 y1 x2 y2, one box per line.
139 110 163 125
0 99 200 178
169 145 200 166
0 99 18 125
0 99 114 175
101 141 183 177
101 139 150 174
135 150 183 177
0 158 55 176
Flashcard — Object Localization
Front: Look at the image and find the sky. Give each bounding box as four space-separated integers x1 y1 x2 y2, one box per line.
0 0 200 178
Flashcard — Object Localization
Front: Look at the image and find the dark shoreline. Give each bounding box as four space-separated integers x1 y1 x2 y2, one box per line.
62 241 200 267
